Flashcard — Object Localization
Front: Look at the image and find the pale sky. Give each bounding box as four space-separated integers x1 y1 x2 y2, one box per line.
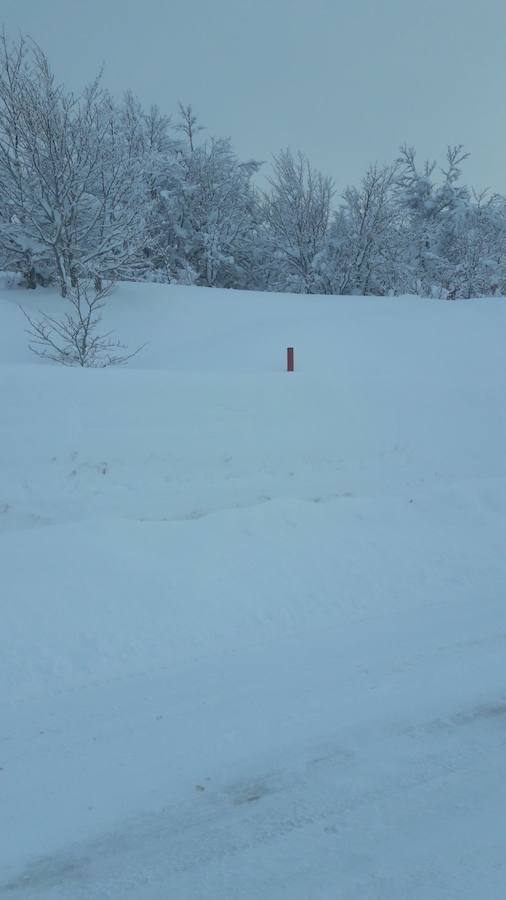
2 0 506 194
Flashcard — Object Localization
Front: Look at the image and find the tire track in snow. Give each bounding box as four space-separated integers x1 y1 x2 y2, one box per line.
3 697 506 899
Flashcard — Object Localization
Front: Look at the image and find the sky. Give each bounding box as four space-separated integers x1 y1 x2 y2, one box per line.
2 0 506 195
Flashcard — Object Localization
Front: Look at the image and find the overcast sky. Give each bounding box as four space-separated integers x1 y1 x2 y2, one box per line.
2 0 505 194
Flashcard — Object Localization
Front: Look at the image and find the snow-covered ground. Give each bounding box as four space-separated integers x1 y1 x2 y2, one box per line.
1 283 506 899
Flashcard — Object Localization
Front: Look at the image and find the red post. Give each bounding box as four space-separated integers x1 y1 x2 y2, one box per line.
287 347 294 372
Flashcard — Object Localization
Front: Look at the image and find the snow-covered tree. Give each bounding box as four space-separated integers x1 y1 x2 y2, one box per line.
436 190 506 298
1 30 505 302
179 136 261 287
138 105 261 287
262 149 334 293
316 163 402 295
114 91 180 281
395 145 470 297
0 34 145 294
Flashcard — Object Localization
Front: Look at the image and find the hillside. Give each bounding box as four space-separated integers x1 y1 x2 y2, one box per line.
1 283 506 899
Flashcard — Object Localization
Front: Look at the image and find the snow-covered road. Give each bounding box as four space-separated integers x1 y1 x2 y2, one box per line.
3 590 506 899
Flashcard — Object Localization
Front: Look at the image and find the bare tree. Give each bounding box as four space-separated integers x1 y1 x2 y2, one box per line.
175 102 204 153
21 281 143 367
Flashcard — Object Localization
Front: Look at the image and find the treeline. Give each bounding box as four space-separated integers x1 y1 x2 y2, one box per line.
1 32 505 300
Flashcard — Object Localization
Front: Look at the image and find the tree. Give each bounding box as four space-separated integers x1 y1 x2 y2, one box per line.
21 280 143 367
316 163 402 296
115 91 180 282
180 137 261 287
263 149 334 293
438 190 506 299
1 30 505 302
139 104 262 287
0 34 146 295
396 145 470 297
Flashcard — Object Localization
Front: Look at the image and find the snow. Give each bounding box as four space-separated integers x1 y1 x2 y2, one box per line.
1 282 506 899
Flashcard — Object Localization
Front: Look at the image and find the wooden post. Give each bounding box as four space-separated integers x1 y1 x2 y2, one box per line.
287 347 294 372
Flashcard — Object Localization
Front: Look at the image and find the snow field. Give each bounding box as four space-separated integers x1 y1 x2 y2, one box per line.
1 283 505 898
